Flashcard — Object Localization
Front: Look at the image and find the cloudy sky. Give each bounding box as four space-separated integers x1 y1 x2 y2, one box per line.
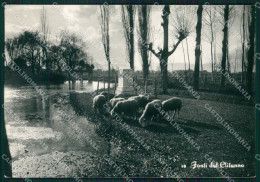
5 5 245 71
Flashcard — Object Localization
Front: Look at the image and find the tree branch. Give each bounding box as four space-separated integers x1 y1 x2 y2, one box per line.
147 43 160 58
168 38 183 56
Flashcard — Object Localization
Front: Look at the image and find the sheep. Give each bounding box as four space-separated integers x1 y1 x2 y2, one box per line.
162 97 182 119
139 99 162 127
100 91 115 101
110 99 139 119
92 95 107 114
110 97 125 108
128 95 149 111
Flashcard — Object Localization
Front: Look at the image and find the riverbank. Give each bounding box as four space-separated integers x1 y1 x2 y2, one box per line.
4 84 255 177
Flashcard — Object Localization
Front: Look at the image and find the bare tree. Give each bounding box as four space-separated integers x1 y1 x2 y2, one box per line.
40 6 49 71
233 45 239 73
240 5 246 82
121 5 136 70
203 5 219 81
185 38 191 74
98 5 111 91
213 5 235 85
219 5 236 88
137 5 151 84
181 41 186 71
180 6 196 76
226 7 235 75
246 5 256 93
194 5 203 90
213 30 218 75
2 124 12 177
200 44 203 72
148 5 192 93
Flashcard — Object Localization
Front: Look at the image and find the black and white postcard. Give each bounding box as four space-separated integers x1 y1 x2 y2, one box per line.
1 1 259 181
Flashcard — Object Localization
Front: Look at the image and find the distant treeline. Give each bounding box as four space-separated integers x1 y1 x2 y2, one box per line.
5 30 95 84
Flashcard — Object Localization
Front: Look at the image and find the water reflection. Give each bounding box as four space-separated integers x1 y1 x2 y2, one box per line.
5 80 113 127
5 81 113 99
53 80 113 92
4 80 121 177
42 89 52 127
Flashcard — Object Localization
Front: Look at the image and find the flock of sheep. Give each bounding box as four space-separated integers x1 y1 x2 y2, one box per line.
92 92 182 127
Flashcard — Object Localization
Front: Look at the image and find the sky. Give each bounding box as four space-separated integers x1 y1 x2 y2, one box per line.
5 5 246 72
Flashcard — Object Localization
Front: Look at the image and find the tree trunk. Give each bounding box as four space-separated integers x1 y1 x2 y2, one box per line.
142 51 148 85
227 29 230 73
68 57 73 82
211 40 214 80
185 38 191 75
154 77 158 98
210 7 215 81
106 51 110 90
246 5 255 93
182 41 186 71
2 122 12 177
160 58 168 94
194 5 203 90
108 61 111 92
140 6 149 85
214 31 217 73
200 46 203 72
31 63 35 76
161 5 170 94
99 5 110 91
114 74 117 94
107 15 110 90
221 5 229 88
129 5 134 70
234 47 238 73
241 5 245 82
103 73 105 91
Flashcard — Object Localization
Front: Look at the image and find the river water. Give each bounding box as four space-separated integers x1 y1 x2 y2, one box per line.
4 81 119 177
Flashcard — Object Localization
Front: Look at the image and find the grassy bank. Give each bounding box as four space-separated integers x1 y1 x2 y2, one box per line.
68 92 255 177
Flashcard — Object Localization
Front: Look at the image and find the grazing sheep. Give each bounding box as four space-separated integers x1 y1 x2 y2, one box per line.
100 91 115 101
114 93 123 98
92 95 106 114
110 97 125 108
139 99 162 127
128 95 149 109
110 99 139 119
162 97 182 119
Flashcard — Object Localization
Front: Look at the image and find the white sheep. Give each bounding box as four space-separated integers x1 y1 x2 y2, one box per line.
139 99 162 127
162 97 182 119
92 95 107 114
128 95 149 109
100 91 115 101
110 99 139 119
110 97 125 108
